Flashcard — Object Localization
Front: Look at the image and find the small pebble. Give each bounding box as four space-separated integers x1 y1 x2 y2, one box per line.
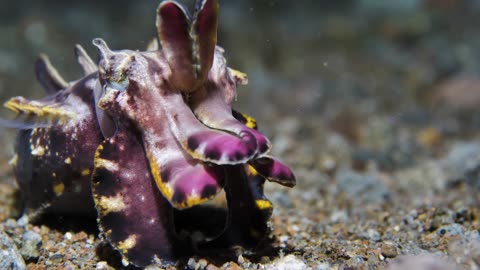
381 243 398 258
266 255 308 270
197 258 208 270
279 235 289 242
16 215 28 227
64 232 73 241
0 230 27 270
62 260 79 270
50 253 63 264
315 262 331 270
224 262 242 270
96 261 112 270
4 218 17 228
206 264 218 270
237 254 245 264
72 231 88 242
187 258 196 269
367 229 381 242
260 256 270 264
437 223 464 237
20 231 42 260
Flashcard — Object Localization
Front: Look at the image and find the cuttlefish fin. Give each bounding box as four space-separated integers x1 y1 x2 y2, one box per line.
4 96 73 126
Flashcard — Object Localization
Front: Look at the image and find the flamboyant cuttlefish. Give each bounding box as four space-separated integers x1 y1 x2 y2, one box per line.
4 0 295 267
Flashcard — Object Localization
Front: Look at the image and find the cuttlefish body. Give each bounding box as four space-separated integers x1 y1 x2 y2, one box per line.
4 0 295 266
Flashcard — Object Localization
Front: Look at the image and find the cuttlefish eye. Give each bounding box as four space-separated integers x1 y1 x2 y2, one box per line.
106 73 129 91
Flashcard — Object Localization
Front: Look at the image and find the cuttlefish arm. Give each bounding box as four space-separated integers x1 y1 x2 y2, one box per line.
157 0 218 92
154 0 260 162
189 56 271 157
140 117 226 209
198 164 272 250
231 110 296 187
92 34 258 166
149 82 258 165
249 156 296 187
92 130 286 266
95 82 226 210
92 124 183 267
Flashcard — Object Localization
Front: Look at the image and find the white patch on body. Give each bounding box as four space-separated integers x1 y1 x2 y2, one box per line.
31 145 45 156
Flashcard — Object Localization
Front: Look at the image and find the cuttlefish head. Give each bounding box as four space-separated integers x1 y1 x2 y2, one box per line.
91 0 221 134
92 38 171 131
91 0 261 215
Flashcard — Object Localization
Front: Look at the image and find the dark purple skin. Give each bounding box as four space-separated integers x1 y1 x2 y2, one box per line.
10 73 103 217
189 48 272 158
92 123 185 265
199 165 273 250
4 0 296 267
